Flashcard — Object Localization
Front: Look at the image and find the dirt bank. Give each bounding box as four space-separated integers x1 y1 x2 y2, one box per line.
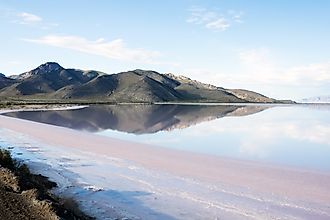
0 149 94 220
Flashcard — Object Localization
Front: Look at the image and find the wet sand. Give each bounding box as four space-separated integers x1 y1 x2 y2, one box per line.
1 113 330 219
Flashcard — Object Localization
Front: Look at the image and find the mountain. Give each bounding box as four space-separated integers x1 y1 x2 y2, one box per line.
0 62 290 103
54 70 185 102
300 96 330 103
2 62 104 96
2 104 271 134
0 73 16 90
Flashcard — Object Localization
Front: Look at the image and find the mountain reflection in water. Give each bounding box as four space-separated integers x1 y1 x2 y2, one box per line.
3 104 330 171
2 104 270 134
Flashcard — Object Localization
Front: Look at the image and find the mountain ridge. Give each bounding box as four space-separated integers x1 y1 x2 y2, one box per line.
0 62 293 103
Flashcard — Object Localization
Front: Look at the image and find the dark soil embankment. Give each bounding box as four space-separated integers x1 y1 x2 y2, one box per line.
0 149 94 220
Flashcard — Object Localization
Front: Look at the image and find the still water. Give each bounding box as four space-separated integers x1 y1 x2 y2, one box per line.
3 104 330 171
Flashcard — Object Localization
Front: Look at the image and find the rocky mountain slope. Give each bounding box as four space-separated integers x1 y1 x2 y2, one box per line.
0 62 290 103
0 74 16 90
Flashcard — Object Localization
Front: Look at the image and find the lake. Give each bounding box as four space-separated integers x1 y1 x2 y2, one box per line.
1 104 330 219
3 104 330 171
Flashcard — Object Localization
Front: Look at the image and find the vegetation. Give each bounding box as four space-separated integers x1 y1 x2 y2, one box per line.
0 148 94 219
0 149 55 190
0 149 16 170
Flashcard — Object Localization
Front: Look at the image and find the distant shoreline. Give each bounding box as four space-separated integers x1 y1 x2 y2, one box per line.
0 98 298 106
0 101 329 114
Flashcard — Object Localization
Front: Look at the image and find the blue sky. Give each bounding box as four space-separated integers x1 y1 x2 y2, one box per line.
1 0 329 100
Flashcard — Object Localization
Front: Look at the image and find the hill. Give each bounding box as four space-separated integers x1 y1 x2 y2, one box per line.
0 62 291 103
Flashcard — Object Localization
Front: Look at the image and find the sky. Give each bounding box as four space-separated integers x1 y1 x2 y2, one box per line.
1 0 329 100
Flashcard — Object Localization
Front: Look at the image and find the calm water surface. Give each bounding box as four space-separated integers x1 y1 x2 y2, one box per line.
4 104 330 171
2 104 330 219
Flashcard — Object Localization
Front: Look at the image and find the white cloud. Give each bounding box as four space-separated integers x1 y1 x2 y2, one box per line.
238 48 330 86
239 48 271 66
187 7 242 31
23 35 161 63
17 12 42 24
285 62 330 86
8 11 58 29
205 18 230 31
228 10 244 23
180 49 330 100
238 48 280 83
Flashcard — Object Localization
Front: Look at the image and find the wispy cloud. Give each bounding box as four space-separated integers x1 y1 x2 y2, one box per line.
238 48 279 81
238 48 330 86
23 35 161 63
205 18 230 31
4 10 58 29
284 62 330 86
17 12 42 24
228 10 244 23
181 48 330 100
187 6 243 31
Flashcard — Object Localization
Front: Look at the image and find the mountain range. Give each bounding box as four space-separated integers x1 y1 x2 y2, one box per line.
0 62 292 103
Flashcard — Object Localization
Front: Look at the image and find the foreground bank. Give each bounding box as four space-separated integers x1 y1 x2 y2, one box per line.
0 149 93 220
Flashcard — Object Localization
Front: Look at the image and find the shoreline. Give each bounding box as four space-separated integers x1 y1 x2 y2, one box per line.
0 103 88 114
0 100 328 116
0 98 297 107
0 149 94 220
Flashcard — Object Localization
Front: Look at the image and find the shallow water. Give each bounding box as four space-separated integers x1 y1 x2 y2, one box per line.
1 104 330 219
4 104 330 171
